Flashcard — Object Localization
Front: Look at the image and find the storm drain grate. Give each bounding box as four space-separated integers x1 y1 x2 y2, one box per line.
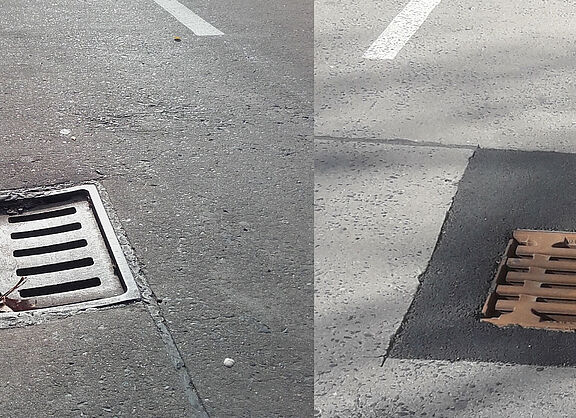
0 185 139 312
482 229 576 331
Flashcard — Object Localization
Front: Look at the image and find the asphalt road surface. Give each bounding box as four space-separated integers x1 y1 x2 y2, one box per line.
316 0 576 416
0 0 312 416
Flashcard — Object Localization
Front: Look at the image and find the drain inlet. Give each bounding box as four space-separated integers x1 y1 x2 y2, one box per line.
16 258 95 276
11 222 82 239
20 278 102 298
13 240 88 257
482 229 576 331
8 207 77 223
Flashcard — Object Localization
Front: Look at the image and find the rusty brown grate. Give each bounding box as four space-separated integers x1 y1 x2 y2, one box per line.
482 229 576 331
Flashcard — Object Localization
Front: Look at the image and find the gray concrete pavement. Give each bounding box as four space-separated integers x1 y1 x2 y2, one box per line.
357 358 576 418
0 0 312 416
315 0 576 416
316 0 576 152
0 306 195 417
315 139 471 416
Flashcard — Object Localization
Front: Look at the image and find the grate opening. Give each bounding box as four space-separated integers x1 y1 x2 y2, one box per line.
539 313 576 323
552 241 576 249
13 240 88 257
541 283 576 289
550 256 576 262
502 281 523 286
544 269 576 275
16 258 94 276
536 297 576 304
19 277 101 298
8 207 76 223
11 222 82 239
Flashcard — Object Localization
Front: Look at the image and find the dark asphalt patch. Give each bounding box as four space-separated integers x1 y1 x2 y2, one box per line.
389 148 576 366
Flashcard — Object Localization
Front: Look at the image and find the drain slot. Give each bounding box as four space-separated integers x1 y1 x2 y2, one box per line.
13 240 88 257
19 277 101 298
8 207 76 223
11 222 82 239
16 257 94 276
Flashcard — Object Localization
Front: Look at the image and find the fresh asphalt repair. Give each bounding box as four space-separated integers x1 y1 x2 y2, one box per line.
389 148 576 367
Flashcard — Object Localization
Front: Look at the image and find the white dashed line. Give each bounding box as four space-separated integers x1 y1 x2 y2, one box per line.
363 0 442 60
151 0 224 36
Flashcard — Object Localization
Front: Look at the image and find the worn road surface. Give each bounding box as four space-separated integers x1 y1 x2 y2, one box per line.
0 0 312 416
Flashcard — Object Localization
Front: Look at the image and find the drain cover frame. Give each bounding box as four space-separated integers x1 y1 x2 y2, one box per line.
0 184 140 314
482 229 576 331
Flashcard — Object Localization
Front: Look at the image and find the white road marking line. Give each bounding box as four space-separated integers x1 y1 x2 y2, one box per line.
363 0 442 60
151 0 224 36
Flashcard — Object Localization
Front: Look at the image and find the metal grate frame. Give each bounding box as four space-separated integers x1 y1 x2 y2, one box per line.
0 184 140 314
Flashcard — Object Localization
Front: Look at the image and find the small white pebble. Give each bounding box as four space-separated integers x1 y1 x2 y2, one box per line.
60 128 71 135
223 358 235 368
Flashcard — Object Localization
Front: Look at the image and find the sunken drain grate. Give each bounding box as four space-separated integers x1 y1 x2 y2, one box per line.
482 229 576 331
0 185 139 312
